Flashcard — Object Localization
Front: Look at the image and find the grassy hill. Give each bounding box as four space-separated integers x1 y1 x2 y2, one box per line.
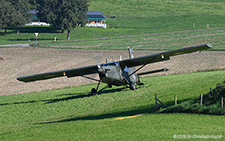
1 70 225 140
159 81 225 115
1 0 225 50
90 0 225 32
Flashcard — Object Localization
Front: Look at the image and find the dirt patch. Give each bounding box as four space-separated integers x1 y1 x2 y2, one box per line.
0 48 225 96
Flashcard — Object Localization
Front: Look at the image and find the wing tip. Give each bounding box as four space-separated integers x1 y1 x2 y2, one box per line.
16 77 27 82
206 43 213 49
17 77 22 81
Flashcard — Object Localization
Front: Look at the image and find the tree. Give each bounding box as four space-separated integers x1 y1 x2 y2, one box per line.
0 0 31 35
9 0 31 33
38 0 88 40
0 0 16 36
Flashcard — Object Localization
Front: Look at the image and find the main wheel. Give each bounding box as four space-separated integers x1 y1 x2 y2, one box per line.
129 82 136 90
108 84 112 88
91 88 97 95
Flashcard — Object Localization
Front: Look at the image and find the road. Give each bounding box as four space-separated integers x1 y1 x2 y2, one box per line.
0 43 30 47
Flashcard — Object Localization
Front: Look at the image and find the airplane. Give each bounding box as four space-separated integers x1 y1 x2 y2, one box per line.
17 43 213 95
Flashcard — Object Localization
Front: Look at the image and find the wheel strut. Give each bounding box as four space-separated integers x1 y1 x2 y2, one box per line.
91 80 109 95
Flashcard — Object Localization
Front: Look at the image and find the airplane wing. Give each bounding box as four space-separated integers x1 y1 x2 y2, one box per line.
17 43 212 82
17 65 99 82
119 44 213 68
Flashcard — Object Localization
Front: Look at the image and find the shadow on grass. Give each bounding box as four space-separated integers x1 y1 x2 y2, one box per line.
0 92 89 106
39 97 194 124
0 27 60 36
0 30 17 36
0 93 90 106
47 87 128 104
0 87 128 106
18 27 59 33
39 105 154 124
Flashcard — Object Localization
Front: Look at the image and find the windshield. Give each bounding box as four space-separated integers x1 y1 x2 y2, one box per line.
103 62 119 66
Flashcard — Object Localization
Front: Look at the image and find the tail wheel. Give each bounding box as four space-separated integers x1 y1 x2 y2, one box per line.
129 82 136 90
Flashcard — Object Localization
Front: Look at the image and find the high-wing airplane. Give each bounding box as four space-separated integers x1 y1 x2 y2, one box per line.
17 44 213 95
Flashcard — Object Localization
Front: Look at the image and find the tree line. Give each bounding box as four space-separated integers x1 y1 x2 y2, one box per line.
0 0 31 35
0 0 89 40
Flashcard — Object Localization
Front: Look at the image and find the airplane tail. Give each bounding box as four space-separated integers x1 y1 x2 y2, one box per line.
128 47 134 58
127 47 140 84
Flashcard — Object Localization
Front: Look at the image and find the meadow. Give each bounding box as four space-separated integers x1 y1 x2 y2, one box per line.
1 70 225 140
1 0 225 50
1 0 225 140
37 28 225 51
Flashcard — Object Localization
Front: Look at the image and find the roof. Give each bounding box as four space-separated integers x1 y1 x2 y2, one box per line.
30 9 38 14
87 11 106 20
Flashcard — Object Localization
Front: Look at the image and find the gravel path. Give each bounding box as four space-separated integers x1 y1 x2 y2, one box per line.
0 43 30 47
1 48 225 96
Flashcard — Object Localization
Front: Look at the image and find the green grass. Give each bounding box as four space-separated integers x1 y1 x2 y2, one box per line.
1 0 225 48
1 70 225 140
37 28 225 50
159 81 225 115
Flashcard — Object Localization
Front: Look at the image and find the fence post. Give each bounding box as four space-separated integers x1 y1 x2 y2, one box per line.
222 97 224 108
175 95 177 105
200 93 203 106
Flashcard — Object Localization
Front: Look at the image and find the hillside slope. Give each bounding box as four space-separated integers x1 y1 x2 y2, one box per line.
1 0 225 45
160 81 225 115
90 0 225 34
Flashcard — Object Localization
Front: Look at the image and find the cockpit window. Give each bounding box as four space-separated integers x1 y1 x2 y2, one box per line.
103 62 119 66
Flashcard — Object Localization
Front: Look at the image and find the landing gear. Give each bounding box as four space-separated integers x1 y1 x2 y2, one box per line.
129 82 136 90
91 88 97 95
90 80 110 95
137 81 144 86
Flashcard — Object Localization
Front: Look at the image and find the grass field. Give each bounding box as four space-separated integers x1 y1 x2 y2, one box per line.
37 28 225 51
1 70 225 140
1 0 225 140
1 0 225 48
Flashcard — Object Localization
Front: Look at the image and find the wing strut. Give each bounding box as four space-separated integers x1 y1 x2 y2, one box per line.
127 57 157 78
81 75 100 82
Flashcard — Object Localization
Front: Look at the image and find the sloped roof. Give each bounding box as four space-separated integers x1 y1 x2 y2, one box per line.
87 11 106 20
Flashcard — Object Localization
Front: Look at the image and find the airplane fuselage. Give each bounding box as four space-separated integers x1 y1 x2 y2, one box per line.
98 62 138 87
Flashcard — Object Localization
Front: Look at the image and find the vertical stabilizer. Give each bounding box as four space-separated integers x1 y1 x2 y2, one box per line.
128 47 134 58
127 47 139 84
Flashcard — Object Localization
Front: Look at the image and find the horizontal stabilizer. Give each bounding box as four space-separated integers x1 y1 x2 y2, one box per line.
138 68 169 76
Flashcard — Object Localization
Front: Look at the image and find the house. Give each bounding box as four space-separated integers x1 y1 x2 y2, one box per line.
30 9 39 22
26 10 107 28
86 11 107 28
25 10 50 26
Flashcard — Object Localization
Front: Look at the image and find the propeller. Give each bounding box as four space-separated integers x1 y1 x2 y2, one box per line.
86 53 103 84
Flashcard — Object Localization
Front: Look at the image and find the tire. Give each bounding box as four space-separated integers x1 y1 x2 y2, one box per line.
91 88 97 95
129 82 136 90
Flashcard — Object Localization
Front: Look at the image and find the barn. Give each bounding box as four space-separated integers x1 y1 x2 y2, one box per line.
86 11 107 28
